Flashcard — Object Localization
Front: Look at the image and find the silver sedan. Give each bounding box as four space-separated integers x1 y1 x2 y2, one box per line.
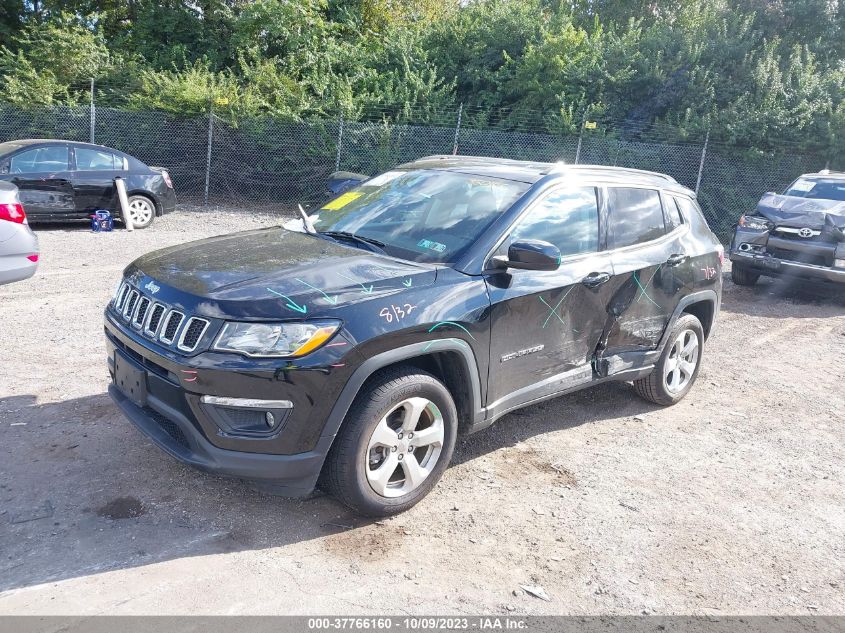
0 180 38 285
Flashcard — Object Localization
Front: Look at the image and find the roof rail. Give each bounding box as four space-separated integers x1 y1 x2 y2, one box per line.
546 163 679 184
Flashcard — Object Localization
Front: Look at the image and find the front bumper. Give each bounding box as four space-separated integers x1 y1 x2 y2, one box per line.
730 250 845 283
109 383 324 496
104 312 348 495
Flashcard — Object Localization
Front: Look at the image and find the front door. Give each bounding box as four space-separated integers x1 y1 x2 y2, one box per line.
1 145 75 217
485 186 614 414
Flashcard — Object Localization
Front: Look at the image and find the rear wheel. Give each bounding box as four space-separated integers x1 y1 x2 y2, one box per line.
125 195 156 229
731 264 759 286
323 367 458 516
633 313 704 406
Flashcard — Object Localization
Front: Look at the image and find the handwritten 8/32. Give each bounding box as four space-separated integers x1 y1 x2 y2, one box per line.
379 303 417 323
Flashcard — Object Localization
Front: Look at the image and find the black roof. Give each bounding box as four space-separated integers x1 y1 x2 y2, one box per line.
400 155 694 195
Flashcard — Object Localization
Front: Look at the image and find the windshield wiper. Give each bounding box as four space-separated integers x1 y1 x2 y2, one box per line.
319 230 386 252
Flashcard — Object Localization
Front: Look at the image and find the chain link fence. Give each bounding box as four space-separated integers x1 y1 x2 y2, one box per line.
0 101 836 244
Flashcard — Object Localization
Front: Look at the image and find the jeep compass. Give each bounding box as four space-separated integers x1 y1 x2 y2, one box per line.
105 156 722 516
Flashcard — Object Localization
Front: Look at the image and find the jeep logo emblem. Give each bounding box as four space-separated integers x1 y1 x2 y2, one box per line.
144 280 161 294
798 227 814 238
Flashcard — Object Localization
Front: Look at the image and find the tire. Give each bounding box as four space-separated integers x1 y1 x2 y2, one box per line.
323 366 458 517
731 264 759 286
124 194 156 229
633 313 705 406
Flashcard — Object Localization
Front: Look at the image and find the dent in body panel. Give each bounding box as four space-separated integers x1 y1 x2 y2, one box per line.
483 251 615 405
598 223 719 365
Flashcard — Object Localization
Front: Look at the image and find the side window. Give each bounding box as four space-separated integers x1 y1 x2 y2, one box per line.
75 148 120 171
503 187 599 258
674 196 709 228
9 146 70 174
607 187 665 248
665 196 683 230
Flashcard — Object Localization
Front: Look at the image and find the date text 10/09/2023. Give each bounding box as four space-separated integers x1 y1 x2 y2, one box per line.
307 618 529 630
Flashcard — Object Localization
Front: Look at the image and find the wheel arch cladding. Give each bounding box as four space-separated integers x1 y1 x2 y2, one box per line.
319 339 483 453
681 299 715 340
396 350 476 435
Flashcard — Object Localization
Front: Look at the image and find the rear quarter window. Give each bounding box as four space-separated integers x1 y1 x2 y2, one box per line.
673 196 709 228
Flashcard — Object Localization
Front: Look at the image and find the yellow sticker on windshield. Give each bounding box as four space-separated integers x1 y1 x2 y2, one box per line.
321 191 362 210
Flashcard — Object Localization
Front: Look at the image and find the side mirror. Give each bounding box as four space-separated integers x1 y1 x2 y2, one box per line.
327 171 370 195
491 239 561 271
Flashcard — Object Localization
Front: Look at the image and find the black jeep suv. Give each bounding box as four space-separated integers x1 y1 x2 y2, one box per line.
729 170 845 287
105 156 723 516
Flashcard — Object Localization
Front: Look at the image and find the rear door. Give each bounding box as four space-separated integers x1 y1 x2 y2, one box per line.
70 146 124 212
485 185 615 410
1 145 75 216
599 186 686 356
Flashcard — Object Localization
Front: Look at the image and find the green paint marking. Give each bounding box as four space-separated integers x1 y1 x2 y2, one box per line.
539 296 566 328
635 265 662 304
423 341 435 352
337 272 374 294
539 286 574 328
403 278 413 288
428 321 477 341
267 288 307 314
632 272 660 308
295 278 338 304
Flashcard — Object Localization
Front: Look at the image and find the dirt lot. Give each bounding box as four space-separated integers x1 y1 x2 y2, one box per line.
1 208 843 615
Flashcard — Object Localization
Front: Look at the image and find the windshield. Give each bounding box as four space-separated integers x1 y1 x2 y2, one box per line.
784 177 845 202
311 169 530 263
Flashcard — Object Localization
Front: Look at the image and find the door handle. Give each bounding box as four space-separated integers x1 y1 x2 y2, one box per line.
581 271 611 288
666 254 688 267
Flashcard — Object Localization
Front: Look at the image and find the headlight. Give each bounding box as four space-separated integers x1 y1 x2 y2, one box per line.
738 215 770 231
213 320 340 357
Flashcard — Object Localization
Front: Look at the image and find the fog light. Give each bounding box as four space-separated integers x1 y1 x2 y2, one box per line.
199 395 292 437
835 259 845 268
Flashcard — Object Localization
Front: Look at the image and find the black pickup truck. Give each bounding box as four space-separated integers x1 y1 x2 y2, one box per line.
105 156 723 516
729 170 845 287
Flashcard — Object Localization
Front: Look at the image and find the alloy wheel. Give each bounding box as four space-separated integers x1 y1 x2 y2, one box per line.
128 198 154 225
663 328 700 393
365 397 445 498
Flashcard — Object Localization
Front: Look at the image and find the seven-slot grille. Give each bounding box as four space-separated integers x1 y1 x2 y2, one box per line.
113 282 210 353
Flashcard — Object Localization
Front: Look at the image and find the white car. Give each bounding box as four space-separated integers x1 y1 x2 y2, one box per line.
0 181 38 285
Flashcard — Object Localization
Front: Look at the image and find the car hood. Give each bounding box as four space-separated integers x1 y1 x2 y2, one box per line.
756 192 845 230
127 226 438 319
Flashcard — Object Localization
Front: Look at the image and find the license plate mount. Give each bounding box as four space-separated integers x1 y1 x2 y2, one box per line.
114 350 147 407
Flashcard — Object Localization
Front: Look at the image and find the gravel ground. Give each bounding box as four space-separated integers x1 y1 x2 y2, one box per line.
0 207 843 615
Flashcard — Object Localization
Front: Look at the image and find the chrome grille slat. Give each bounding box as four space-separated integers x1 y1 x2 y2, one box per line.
122 290 140 320
132 297 151 329
144 303 166 338
159 310 185 345
114 282 212 353
177 317 210 352
114 283 130 311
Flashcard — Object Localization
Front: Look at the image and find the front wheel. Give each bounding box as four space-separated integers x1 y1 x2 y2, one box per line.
323 367 458 516
633 313 704 406
125 195 156 229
